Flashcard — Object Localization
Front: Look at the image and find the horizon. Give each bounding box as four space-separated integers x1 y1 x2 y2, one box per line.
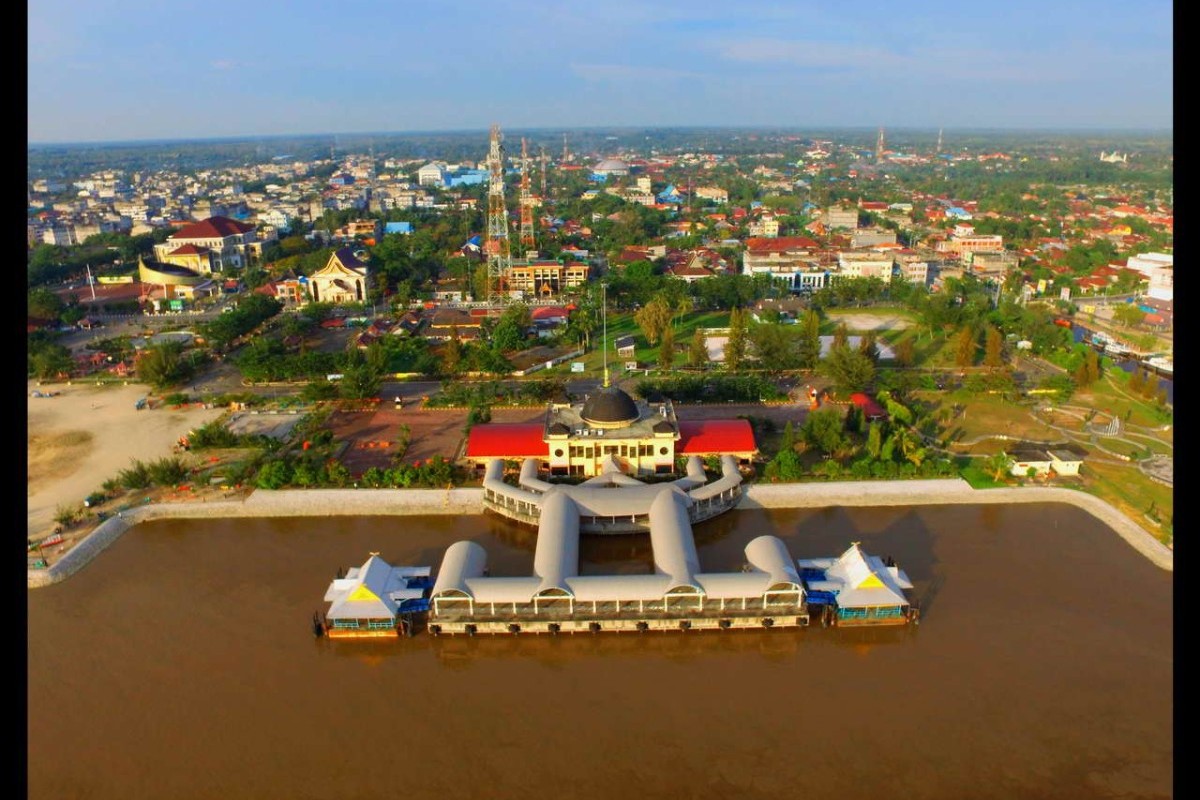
29 1 1171 144
27 124 1176 151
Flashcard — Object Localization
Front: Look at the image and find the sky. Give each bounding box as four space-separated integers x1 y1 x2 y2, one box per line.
27 0 1173 144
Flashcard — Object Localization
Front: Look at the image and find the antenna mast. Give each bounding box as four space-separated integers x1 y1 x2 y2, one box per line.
936 127 943 156
484 124 512 303
519 138 536 253
875 127 885 163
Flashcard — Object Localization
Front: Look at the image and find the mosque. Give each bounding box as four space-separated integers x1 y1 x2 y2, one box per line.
464 385 758 477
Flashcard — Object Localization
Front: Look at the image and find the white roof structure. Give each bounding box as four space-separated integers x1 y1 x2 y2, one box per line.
324 554 428 620
434 456 806 612
798 543 912 609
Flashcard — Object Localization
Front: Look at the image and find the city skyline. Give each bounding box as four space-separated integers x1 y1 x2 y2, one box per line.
29 0 1172 144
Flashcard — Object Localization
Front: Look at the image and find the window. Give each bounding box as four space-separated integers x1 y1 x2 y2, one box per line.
659 446 669 456
332 619 360 629
639 444 653 457
367 619 394 630
554 448 564 458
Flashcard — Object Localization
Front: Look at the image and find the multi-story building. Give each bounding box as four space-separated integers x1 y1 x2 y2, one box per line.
936 234 1005 257
850 227 897 248
693 186 728 204
748 217 780 237
824 205 859 230
417 163 446 188
504 260 590 297
153 215 262 274
742 236 829 291
836 252 894 283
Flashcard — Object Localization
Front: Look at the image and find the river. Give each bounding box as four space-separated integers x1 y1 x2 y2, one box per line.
1071 324 1172 404
28 506 1172 800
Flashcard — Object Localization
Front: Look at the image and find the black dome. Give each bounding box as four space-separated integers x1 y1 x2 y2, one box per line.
581 387 640 425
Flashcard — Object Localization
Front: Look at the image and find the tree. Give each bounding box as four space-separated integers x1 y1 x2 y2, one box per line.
28 287 66 321
986 452 1013 482
634 295 673 345
1085 348 1101 385
1112 304 1146 328
30 344 74 380
801 408 848 456
137 342 193 389
955 325 977 368
725 307 747 371
779 421 796 453
490 303 531 353
895 337 915 367
797 309 822 368
658 326 675 371
442 326 463 375
832 322 849 351
858 330 880 364
820 346 876 393
865 421 884 460
983 325 1004 368
688 327 708 369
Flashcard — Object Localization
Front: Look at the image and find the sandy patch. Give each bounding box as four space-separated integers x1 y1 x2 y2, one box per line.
26 380 225 538
827 312 914 330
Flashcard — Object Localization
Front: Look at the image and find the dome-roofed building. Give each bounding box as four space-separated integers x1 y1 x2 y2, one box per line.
580 386 641 428
464 380 758 478
592 158 630 178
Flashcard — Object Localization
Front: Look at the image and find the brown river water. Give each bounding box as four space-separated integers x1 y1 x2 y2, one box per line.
28 504 1172 800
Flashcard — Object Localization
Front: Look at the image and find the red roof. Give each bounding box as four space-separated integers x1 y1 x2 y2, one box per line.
169 243 210 255
745 236 819 253
531 306 568 320
170 216 254 240
465 424 546 459
849 393 888 420
677 420 756 455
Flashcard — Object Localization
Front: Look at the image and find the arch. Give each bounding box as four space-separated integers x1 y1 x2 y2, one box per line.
356 280 363 301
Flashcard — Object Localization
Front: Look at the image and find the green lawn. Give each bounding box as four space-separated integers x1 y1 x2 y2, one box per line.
572 311 731 376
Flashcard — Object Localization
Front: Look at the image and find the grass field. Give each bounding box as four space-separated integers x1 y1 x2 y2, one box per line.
571 311 732 376
1081 460 1173 544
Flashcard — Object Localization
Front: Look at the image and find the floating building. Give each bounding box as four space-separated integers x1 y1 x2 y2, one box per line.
320 458 918 638
429 455 807 634
321 555 432 638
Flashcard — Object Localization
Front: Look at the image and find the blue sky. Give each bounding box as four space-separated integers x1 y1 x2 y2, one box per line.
28 0 1172 144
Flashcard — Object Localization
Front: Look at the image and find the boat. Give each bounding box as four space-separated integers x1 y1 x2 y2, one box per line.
1105 341 1133 357
1143 355 1173 376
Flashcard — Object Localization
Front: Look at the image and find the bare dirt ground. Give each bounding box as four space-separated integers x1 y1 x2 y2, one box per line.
825 311 915 330
26 379 224 539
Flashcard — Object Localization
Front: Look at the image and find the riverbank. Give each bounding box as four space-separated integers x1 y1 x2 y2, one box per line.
28 479 1173 588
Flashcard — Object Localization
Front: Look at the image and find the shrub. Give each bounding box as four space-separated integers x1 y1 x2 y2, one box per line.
117 461 152 490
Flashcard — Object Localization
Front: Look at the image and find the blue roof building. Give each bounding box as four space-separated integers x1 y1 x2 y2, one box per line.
385 222 414 235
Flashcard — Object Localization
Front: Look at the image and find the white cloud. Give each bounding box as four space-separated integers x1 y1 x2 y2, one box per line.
569 63 706 83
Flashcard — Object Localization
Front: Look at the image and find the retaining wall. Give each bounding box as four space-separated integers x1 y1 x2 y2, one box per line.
29 480 1171 588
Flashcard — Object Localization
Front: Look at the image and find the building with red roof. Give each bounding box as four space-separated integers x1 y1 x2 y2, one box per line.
464 388 757 477
849 393 888 422
153 215 263 273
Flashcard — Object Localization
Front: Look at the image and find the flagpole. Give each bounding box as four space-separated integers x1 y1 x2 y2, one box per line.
87 263 96 301
602 282 609 388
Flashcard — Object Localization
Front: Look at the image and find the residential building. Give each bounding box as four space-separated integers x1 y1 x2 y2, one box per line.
748 217 780 237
